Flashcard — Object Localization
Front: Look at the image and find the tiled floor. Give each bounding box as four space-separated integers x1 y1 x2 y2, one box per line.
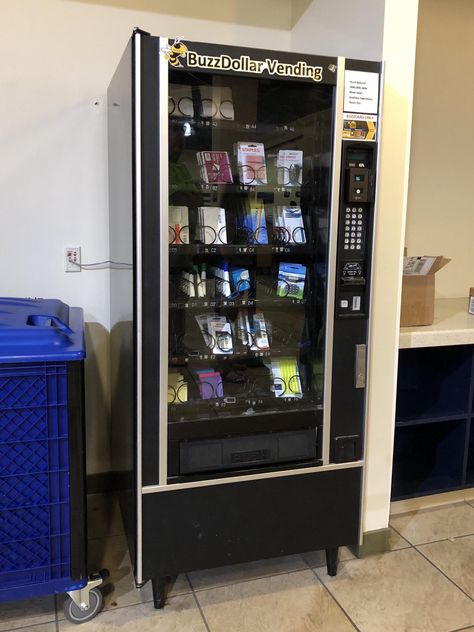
2 495 474 632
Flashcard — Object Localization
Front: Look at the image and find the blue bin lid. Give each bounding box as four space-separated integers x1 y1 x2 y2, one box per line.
0 298 85 363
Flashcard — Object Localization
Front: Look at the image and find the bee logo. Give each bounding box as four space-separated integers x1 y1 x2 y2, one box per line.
161 37 188 67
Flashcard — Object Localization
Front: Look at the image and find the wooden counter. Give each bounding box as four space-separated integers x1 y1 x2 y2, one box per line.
399 297 474 349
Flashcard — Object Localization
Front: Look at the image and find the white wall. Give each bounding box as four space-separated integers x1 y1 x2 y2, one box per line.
0 0 292 475
291 0 419 534
405 0 474 299
292 0 385 60
0 0 420 535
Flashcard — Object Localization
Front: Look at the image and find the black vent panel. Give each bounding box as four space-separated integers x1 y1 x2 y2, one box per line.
180 429 317 475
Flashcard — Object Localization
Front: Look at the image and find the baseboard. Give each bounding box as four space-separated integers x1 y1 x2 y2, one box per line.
350 527 390 558
391 488 474 515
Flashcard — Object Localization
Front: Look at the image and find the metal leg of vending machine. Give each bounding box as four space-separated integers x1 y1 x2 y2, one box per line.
325 547 339 577
151 577 167 610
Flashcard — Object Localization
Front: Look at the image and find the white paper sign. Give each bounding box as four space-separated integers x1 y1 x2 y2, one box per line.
344 70 379 114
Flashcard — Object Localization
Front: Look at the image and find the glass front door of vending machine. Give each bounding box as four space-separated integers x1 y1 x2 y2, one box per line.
166 66 335 481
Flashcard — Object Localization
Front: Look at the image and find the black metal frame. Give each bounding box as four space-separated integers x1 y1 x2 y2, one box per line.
330 138 378 460
67 361 87 582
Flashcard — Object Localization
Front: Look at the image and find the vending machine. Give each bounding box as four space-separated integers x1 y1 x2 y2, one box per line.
109 29 381 609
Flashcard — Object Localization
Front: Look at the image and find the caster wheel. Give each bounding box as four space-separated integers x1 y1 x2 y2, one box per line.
63 588 103 624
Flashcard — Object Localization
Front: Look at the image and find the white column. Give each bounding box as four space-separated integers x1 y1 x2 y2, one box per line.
363 0 419 532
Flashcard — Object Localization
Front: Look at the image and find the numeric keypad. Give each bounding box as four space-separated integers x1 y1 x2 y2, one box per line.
343 207 364 251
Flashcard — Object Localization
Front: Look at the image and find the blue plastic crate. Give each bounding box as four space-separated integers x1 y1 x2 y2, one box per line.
0 407 49 442
0 373 48 409
0 364 67 409
0 299 86 602
0 362 72 593
0 471 69 510
0 438 69 476
0 562 73 592
0 533 70 572
0 502 69 543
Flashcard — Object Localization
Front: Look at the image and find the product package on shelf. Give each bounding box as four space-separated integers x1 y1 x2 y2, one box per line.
209 263 251 298
196 151 233 184
210 262 232 298
242 205 268 244
270 357 303 398
178 264 207 298
199 86 235 120
195 314 233 354
237 310 270 351
277 263 307 299
169 206 189 244
197 206 227 244
273 206 306 244
169 84 194 118
199 264 207 297
168 370 188 404
208 316 233 354
231 267 251 293
276 149 303 186
178 269 194 298
235 142 267 185
253 312 270 350
196 369 224 399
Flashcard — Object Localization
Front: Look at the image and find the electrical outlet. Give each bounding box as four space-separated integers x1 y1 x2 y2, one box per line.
65 246 81 272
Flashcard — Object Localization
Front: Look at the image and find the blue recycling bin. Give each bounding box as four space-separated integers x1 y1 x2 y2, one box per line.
0 298 106 623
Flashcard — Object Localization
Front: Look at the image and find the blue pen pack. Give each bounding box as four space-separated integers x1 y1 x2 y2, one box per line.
243 206 268 245
231 267 251 292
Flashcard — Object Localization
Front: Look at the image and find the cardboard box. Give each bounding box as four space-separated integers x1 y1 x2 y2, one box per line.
400 256 450 327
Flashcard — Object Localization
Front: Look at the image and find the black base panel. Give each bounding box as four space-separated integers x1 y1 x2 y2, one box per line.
142 467 361 578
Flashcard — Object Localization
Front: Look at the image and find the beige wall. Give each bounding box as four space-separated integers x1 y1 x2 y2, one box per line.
406 0 474 298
